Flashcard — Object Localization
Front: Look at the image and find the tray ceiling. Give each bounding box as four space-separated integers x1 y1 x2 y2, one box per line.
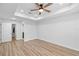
0 3 79 21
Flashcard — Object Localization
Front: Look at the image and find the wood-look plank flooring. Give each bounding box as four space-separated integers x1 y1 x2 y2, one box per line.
0 39 79 56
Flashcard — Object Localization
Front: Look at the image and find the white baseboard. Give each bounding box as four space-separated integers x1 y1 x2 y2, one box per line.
24 38 37 42
38 39 79 51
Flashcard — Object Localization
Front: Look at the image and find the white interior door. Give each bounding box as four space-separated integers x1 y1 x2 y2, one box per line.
0 24 2 43
2 23 12 42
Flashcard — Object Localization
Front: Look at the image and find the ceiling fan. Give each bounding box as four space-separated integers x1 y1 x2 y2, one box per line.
30 3 52 15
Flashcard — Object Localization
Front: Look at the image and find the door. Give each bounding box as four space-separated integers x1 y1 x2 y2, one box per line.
2 23 12 42
12 24 16 41
0 24 2 43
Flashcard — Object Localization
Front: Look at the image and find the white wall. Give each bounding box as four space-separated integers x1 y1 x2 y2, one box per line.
13 22 37 41
38 13 79 51
24 23 37 41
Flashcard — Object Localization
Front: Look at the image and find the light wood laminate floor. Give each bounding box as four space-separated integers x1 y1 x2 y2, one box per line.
0 39 79 56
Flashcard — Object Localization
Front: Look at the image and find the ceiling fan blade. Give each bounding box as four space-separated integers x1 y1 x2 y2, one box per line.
44 3 52 8
31 9 39 11
35 3 40 6
44 9 51 12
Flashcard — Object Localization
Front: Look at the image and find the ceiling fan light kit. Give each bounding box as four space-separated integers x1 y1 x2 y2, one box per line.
38 9 44 12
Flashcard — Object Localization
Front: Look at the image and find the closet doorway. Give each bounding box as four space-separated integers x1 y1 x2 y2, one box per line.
22 24 24 40
12 24 16 41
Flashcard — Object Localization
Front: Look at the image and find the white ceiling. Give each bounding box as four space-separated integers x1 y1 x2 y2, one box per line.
0 3 79 21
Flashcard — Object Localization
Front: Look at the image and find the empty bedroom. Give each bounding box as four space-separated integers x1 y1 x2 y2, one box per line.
0 3 79 56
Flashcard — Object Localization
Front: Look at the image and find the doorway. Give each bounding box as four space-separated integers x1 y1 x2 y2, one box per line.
12 24 16 41
22 24 24 39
